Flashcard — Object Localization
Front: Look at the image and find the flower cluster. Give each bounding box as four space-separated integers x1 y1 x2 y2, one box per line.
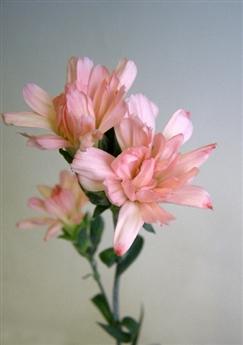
2 56 216 256
17 170 88 241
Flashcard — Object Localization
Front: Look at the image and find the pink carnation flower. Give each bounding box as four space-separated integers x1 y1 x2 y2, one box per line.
72 94 216 256
2 57 137 150
17 170 88 240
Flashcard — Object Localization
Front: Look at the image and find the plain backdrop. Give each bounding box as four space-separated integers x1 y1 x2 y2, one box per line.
0 1 242 345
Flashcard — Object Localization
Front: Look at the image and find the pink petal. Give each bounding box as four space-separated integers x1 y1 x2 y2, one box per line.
98 97 126 134
2 112 51 129
121 180 136 202
136 189 168 203
161 167 199 189
66 88 95 136
27 197 45 212
114 201 143 256
88 64 109 98
132 158 155 188
127 94 158 132
44 222 62 241
104 178 127 206
72 148 115 190
24 134 70 149
78 176 104 192
76 57 94 92
111 147 146 180
160 134 184 163
139 202 175 224
163 109 193 144
66 56 78 84
23 83 54 117
115 116 152 150
114 58 137 91
17 217 53 229
52 189 75 215
164 185 213 209
44 197 67 221
37 185 52 198
174 143 217 175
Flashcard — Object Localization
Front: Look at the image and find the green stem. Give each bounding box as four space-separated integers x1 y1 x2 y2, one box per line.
111 207 121 345
89 256 109 304
112 266 120 321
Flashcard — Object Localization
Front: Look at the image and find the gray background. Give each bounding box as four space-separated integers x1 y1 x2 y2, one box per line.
0 1 242 344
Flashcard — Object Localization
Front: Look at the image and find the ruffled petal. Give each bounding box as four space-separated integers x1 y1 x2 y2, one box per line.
164 185 213 209
163 109 193 144
115 116 152 150
88 64 109 98
139 202 175 224
78 176 104 192
114 58 137 91
76 57 94 92
23 83 54 117
66 88 95 137
104 178 127 206
127 94 158 132
114 201 143 256
66 56 78 84
2 112 51 129
72 148 115 190
132 158 155 188
24 134 70 150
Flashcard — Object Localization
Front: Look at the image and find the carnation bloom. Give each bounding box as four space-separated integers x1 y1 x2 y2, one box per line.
2 57 137 150
72 94 216 256
17 170 88 240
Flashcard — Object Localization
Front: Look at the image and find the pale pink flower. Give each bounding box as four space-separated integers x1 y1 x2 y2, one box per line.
2 57 137 150
72 104 216 256
17 170 88 240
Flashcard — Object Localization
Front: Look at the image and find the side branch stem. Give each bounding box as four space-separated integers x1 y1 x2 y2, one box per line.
90 256 109 303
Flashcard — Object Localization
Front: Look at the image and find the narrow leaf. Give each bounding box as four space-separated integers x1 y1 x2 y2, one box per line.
143 223 156 234
86 191 110 206
89 215 104 254
117 235 144 275
99 248 118 268
122 317 138 340
91 294 114 324
132 306 144 345
98 322 131 343
73 222 91 256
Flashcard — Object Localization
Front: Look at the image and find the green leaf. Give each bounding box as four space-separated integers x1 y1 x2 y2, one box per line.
98 323 131 343
58 231 72 241
91 294 114 324
86 191 110 206
73 221 91 257
117 235 144 275
59 148 73 163
99 248 118 267
122 317 138 340
132 306 144 345
143 223 156 234
89 215 104 255
75 229 90 256
93 205 110 218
